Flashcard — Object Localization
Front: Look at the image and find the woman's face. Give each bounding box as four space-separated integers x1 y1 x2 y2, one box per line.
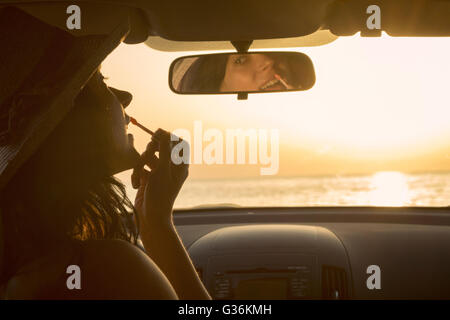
219 54 288 92
84 71 141 174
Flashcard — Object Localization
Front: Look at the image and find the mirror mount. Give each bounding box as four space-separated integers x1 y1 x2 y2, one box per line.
231 41 253 100
231 40 253 53
237 92 248 100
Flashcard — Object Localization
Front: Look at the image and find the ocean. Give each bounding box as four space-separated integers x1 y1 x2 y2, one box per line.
122 171 449 209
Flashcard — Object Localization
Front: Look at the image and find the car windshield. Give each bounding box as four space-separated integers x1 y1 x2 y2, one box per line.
105 34 449 209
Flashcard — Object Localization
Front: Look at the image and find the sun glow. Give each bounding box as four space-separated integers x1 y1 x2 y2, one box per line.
368 171 411 206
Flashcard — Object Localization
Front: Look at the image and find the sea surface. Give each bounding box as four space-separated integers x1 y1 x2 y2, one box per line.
123 171 449 209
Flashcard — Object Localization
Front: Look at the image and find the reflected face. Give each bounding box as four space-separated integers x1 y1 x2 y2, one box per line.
219 54 289 92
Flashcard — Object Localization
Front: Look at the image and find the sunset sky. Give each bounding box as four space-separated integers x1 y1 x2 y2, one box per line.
102 34 450 182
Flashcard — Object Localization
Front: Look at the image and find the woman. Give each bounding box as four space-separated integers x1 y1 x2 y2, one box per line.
178 52 307 93
0 7 210 299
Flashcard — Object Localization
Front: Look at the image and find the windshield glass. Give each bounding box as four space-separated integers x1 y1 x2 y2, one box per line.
105 35 449 208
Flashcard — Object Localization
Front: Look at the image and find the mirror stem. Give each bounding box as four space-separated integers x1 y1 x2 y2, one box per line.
231 40 253 53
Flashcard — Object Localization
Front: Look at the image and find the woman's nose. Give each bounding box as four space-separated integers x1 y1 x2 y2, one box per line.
257 55 275 72
109 87 133 108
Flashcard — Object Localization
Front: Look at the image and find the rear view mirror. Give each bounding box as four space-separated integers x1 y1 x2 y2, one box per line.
169 51 315 95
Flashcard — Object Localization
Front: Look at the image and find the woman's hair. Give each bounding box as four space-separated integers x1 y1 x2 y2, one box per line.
0 77 139 286
178 55 229 93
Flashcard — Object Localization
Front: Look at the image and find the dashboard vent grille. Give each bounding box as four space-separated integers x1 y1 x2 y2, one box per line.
322 265 349 299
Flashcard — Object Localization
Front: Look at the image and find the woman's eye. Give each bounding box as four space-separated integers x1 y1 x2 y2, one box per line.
233 56 247 65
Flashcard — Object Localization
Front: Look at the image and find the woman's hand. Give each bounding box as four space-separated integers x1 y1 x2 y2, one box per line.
130 129 210 299
132 129 189 229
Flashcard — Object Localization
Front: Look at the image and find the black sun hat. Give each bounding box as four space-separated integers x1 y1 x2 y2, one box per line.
0 6 130 191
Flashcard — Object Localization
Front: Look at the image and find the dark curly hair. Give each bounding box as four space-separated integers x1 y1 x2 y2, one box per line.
178 54 229 93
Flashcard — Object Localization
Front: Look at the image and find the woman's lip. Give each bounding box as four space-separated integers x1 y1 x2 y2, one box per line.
259 76 276 88
128 133 134 146
259 75 282 90
261 83 284 91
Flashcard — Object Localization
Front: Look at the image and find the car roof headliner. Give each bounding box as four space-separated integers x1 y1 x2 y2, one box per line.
3 0 450 52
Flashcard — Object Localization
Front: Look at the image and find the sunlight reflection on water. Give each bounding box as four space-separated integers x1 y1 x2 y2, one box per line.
368 171 410 206
124 171 449 209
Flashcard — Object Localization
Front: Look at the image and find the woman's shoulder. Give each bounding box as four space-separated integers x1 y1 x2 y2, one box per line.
4 239 178 300
80 238 143 257
71 239 178 299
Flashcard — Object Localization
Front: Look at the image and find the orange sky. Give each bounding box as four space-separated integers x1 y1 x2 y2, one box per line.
102 34 450 181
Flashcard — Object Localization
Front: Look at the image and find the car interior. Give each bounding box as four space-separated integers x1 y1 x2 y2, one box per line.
1 0 449 300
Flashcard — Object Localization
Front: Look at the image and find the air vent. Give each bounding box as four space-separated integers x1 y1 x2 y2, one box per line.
322 265 349 299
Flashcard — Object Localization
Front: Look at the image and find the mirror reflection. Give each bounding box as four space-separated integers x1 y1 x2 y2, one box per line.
170 52 315 94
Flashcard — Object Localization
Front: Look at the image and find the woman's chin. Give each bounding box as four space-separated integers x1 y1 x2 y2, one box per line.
108 139 142 175
109 152 141 175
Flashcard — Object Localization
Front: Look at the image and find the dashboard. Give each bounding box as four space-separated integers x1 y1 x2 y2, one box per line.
173 206 450 299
